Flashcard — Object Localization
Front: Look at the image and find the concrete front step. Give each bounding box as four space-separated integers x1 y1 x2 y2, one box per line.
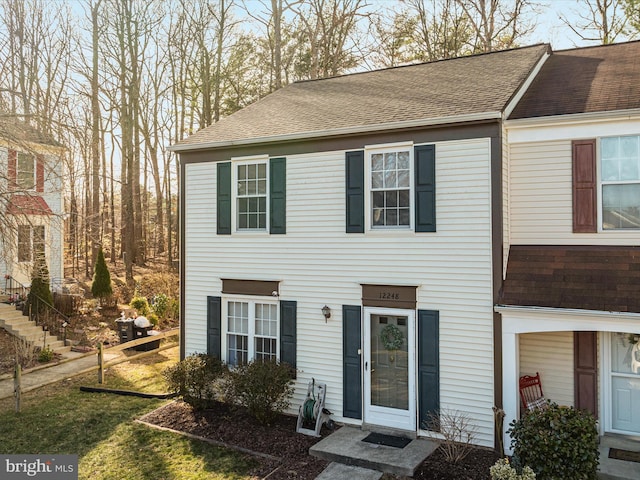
310 426 438 477
598 434 640 480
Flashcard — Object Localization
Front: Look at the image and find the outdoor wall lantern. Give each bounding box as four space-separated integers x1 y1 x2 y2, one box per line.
321 305 331 322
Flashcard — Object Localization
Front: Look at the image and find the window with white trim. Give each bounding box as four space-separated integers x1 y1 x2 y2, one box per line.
17 152 35 190
17 225 44 262
226 299 278 366
369 148 412 228
236 161 267 230
601 135 640 230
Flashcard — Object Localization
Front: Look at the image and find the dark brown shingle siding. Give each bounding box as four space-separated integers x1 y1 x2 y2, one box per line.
500 245 640 313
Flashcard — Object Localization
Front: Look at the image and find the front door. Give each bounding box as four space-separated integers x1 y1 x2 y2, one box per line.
363 308 416 431
609 332 640 434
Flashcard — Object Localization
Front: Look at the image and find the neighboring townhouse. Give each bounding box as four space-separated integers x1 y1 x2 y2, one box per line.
0 119 65 289
501 41 640 444
173 44 550 447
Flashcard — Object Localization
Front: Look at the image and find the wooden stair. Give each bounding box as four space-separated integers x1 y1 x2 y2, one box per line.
0 303 71 355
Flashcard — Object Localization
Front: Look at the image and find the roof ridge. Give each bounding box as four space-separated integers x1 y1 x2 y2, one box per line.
292 43 551 85
554 39 640 54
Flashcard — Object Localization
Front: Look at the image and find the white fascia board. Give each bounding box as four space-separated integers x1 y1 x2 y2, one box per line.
505 109 640 141
168 112 503 152
495 304 640 335
503 51 551 120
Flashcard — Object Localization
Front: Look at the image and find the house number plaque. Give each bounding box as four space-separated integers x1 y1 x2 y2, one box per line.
361 284 417 309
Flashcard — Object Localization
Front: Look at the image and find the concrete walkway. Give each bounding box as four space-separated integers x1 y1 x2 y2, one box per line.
0 349 122 401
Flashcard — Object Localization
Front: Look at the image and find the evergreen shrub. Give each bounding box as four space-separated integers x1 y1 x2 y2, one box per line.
91 247 113 303
163 354 227 409
224 360 294 425
508 403 598 480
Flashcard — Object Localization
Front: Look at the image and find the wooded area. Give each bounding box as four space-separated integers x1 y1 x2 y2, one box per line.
0 0 637 283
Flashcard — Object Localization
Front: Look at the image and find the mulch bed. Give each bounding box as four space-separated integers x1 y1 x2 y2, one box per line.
140 400 501 480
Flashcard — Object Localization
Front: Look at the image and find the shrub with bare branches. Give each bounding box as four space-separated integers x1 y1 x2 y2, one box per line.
426 408 478 464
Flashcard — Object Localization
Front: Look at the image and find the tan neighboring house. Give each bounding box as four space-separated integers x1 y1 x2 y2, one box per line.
0 119 65 289
501 41 640 446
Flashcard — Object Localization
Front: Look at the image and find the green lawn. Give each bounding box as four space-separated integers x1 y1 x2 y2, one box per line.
0 347 256 480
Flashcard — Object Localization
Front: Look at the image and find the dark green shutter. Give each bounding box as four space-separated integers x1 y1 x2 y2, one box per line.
217 162 231 235
415 145 436 232
280 300 296 372
207 296 222 359
270 157 286 234
418 309 439 429
343 305 362 419
346 151 365 233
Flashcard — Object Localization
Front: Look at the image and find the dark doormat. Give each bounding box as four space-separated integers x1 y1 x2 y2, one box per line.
361 432 411 449
609 448 640 463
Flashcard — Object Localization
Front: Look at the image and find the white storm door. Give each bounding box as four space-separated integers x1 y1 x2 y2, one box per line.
363 308 416 431
609 332 640 434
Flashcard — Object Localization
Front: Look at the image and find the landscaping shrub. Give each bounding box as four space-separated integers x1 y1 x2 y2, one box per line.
508 403 598 480
91 247 113 304
151 293 170 318
163 354 227 409
147 313 159 327
130 296 150 316
490 458 536 480
224 360 295 425
27 252 53 313
37 346 54 363
425 408 477 463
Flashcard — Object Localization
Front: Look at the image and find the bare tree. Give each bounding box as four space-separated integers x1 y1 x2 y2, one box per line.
411 0 473 61
455 0 536 52
290 0 367 79
561 0 629 44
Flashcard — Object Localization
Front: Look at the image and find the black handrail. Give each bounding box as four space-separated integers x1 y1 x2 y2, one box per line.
3 274 29 305
3 275 71 347
26 294 71 347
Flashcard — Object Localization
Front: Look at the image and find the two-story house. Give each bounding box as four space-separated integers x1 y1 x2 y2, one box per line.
172 44 551 447
0 119 65 290
500 41 640 444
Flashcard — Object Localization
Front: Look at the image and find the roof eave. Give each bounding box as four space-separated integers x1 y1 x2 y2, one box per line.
168 111 503 152
495 304 640 319
505 108 640 128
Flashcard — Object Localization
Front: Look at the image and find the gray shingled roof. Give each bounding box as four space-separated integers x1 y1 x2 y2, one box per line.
173 44 549 150
510 40 640 119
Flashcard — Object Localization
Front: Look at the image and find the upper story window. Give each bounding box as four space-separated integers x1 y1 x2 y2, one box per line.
17 225 45 262
17 152 36 190
236 162 267 230
217 157 286 235
601 135 640 230
226 298 278 366
370 149 411 228
346 144 435 234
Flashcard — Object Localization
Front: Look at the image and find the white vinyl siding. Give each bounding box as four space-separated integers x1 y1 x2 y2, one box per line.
183 137 495 446
0 149 64 284
519 332 574 408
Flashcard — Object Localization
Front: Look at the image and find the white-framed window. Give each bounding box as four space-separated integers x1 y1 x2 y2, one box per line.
17 225 45 262
225 298 278 366
17 152 36 190
234 160 268 231
367 145 413 229
601 135 640 230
